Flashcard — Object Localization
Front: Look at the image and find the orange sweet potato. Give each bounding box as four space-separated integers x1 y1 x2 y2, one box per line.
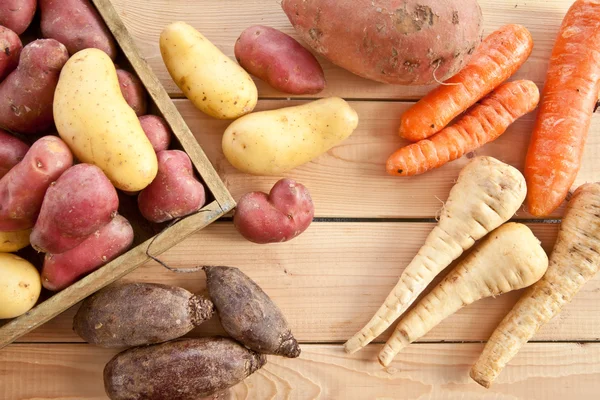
0 129 29 179
281 0 483 85
0 136 73 232
0 26 21 81
0 39 69 134
42 215 134 291
30 163 119 254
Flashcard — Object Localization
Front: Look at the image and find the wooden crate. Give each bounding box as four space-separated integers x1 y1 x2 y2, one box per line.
0 0 235 349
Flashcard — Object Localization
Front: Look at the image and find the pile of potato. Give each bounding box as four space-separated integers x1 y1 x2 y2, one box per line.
0 0 207 319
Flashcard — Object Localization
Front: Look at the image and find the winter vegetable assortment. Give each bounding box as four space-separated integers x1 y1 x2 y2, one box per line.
2 0 600 396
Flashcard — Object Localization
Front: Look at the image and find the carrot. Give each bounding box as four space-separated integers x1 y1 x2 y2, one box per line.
470 183 600 388
344 156 526 354
399 24 533 142
387 80 539 176
378 223 548 367
524 0 600 217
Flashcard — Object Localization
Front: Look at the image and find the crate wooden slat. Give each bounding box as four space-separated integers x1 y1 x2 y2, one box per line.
0 0 235 350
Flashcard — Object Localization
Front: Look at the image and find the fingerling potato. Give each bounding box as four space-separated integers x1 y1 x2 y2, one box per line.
117 69 148 116
139 115 172 152
0 0 37 35
0 129 29 179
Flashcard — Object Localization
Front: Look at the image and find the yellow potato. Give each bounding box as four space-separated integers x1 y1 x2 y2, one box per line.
54 49 158 191
160 21 257 120
0 253 41 319
222 97 359 175
0 229 31 252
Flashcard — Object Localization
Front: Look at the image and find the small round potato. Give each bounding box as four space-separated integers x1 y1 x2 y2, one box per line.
0 253 42 319
139 115 172 152
117 69 148 116
0 229 32 252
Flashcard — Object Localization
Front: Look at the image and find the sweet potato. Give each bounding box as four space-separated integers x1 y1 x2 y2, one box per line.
138 150 206 223
282 0 484 85
204 266 301 358
235 25 325 94
0 136 73 232
116 69 148 116
0 26 21 81
42 215 134 291
0 39 69 134
0 129 29 179
30 164 119 254
0 0 36 35
234 178 314 244
74 282 214 347
104 337 266 400
39 0 117 60
139 115 172 152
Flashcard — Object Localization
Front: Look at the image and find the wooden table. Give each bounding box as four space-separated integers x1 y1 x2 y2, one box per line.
2 0 600 398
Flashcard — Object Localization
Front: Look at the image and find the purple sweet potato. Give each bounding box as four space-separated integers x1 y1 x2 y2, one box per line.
42 215 134 291
30 163 119 254
138 150 206 223
282 0 484 85
39 0 118 59
0 39 69 134
0 129 29 179
204 265 301 358
235 25 325 94
116 69 148 116
0 0 36 35
0 26 22 81
139 115 172 152
234 178 314 244
104 337 266 400
74 282 214 347
0 136 73 232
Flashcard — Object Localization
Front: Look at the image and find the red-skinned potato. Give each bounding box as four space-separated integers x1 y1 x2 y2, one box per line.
30 163 119 254
0 136 73 232
0 0 37 35
234 25 325 95
0 129 29 179
139 115 172 152
0 26 22 81
39 0 117 59
42 215 134 291
138 150 206 223
234 178 314 244
0 39 69 134
117 69 148 116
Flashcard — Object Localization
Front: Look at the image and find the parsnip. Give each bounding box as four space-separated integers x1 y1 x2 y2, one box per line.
470 183 600 388
378 223 548 366
344 156 527 354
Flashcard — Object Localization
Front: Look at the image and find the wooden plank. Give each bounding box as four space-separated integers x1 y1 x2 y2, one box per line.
175 99 600 218
2 343 600 399
15 222 600 343
110 0 572 100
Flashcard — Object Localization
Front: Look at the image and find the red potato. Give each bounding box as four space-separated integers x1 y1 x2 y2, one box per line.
235 25 325 95
39 0 117 60
41 215 134 291
138 150 206 223
116 69 148 116
0 129 29 179
0 0 36 35
139 115 172 152
282 0 483 85
30 164 119 254
0 39 69 135
0 26 21 81
234 178 314 244
0 136 73 232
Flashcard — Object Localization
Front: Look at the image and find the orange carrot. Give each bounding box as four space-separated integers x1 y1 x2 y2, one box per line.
525 0 600 217
399 24 533 142
387 80 540 177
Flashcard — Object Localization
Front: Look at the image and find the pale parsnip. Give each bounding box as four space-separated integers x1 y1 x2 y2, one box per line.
378 223 548 366
54 49 157 191
0 253 41 319
471 183 600 388
160 21 257 120
222 97 358 175
344 156 527 354
0 229 31 252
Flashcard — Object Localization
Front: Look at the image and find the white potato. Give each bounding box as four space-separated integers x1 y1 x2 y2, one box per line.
0 253 41 319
